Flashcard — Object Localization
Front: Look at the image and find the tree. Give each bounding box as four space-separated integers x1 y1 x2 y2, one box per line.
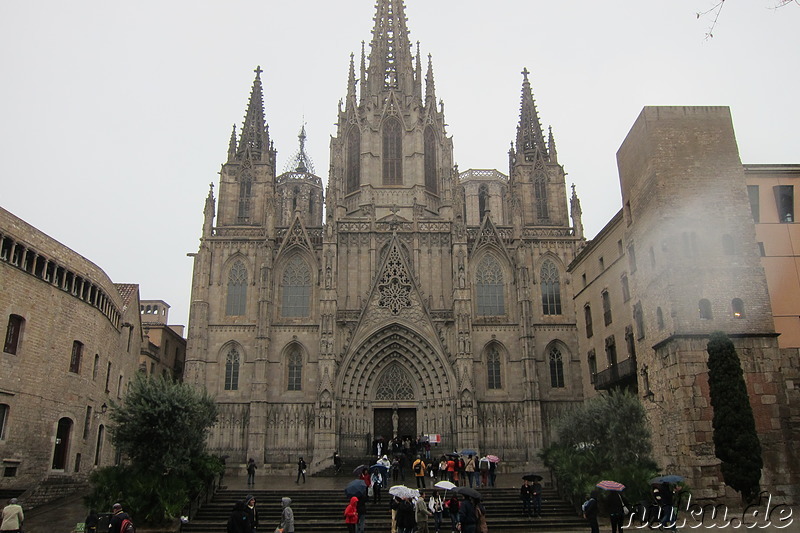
706 331 763 502
698 1 798 39
85 375 222 524
541 390 658 506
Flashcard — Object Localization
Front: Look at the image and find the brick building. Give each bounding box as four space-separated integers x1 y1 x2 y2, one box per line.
569 107 799 500
0 206 145 492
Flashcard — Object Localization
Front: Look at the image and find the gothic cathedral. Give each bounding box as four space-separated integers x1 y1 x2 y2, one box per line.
185 0 586 470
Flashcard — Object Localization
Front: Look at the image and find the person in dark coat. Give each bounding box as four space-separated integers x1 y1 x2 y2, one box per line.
582 490 600 533
520 480 533 516
356 494 367 533
446 496 460 533
243 495 259 533
227 501 249 533
457 496 478 533
531 480 543 518
295 457 307 484
395 497 416 533
84 510 99 533
608 490 628 533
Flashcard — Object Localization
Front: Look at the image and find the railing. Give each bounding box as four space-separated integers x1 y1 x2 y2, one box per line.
594 357 637 390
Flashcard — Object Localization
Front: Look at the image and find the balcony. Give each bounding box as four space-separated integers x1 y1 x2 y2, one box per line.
594 357 638 391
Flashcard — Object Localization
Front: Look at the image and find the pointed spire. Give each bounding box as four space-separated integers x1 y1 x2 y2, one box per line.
237 66 270 161
203 182 216 237
516 67 548 161
548 125 558 164
347 52 357 109
367 0 414 95
414 42 422 101
283 122 315 174
359 41 367 103
570 183 584 240
227 124 237 161
425 53 436 103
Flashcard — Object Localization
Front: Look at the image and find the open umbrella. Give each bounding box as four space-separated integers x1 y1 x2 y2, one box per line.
454 486 482 499
459 449 478 456
389 485 419 499
486 454 500 463
370 463 389 475
522 474 543 482
434 480 456 491
344 479 367 498
353 464 368 476
650 475 684 484
596 480 625 491
445 452 460 458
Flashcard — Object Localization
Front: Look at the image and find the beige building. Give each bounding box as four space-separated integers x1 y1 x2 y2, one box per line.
139 300 186 380
186 0 587 471
744 164 800 349
569 107 799 500
0 206 144 493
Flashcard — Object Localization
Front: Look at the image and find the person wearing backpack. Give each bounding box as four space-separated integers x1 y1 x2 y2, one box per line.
412 456 427 488
478 457 490 487
109 503 132 533
582 490 599 533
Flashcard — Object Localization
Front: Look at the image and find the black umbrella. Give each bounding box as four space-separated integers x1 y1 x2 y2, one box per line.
650 475 684 484
353 464 369 476
344 479 367 498
454 486 482 499
522 474 543 482
445 452 460 458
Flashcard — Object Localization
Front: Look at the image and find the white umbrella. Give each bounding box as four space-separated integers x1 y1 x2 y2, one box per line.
435 480 456 490
389 485 418 499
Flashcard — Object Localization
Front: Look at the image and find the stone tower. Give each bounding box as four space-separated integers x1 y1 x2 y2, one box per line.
185 0 586 471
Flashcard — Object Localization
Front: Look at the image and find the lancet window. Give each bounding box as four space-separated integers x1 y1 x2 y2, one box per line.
346 127 361 194
224 348 240 391
383 118 403 185
281 256 311 317
237 174 253 224
541 260 562 315
549 345 565 388
288 347 302 391
226 260 248 316
424 126 437 194
476 255 505 316
487 344 502 389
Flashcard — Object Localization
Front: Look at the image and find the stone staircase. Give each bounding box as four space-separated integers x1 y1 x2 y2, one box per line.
182 487 585 532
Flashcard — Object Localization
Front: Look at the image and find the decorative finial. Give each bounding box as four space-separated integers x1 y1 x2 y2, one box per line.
254 65 263 77
521 67 530 82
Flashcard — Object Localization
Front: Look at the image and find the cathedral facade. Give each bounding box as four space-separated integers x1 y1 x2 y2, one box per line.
185 0 586 470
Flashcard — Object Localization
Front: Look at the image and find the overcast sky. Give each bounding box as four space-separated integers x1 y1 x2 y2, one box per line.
1 1 797 327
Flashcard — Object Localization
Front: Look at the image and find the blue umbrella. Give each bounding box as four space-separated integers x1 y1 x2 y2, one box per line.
370 463 389 475
344 479 367 498
459 449 478 456
650 475 684 484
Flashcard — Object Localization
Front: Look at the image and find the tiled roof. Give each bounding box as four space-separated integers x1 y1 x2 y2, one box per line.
114 283 139 311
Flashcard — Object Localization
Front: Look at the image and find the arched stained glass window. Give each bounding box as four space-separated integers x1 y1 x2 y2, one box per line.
541 260 562 315
476 255 504 316
288 347 302 391
549 346 565 388
487 345 502 389
346 127 361 193
424 126 437 193
383 118 403 185
375 364 414 400
226 260 247 316
282 256 311 317
224 348 240 391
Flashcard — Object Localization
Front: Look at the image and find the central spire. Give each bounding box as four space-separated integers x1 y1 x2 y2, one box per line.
237 66 270 162
367 0 414 96
516 67 549 161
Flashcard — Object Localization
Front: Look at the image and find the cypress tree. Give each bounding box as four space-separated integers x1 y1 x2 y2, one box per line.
706 331 763 502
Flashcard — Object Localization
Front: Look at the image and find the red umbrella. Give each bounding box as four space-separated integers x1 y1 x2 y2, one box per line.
486 454 500 463
596 480 625 491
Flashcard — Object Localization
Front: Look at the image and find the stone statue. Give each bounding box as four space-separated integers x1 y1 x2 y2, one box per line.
392 407 399 437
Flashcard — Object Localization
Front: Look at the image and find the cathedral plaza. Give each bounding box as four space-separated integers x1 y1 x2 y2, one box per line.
0 0 798 520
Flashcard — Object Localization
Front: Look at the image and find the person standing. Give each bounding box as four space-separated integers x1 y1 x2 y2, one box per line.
371 469 384 504
457 496 477 533
277 497 294 533
246 458 257 486
1 498 24 533
446 496 460 533
356 494 368 533
244 495 259 533
582 491 599 533
488 460 497 487
333 452 342 475
478 457 490 488
344 496 359 533
608 490 627 533
464 455 477 488
83 509 99 533
295 456 307 484
414 491 433 533
108 503 130 533
428 492 444 533
413 456 427 488
520 480 533 517
531 479 543 518
395 497 416 533
227 501 249 533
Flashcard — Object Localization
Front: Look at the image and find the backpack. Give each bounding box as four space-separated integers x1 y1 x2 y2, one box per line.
120 518 135 533
413 461 422 474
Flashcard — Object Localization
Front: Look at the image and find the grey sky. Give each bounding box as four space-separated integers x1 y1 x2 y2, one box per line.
1 1 797 327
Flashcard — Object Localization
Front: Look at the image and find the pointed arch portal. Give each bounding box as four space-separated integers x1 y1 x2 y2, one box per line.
337 323 456 454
